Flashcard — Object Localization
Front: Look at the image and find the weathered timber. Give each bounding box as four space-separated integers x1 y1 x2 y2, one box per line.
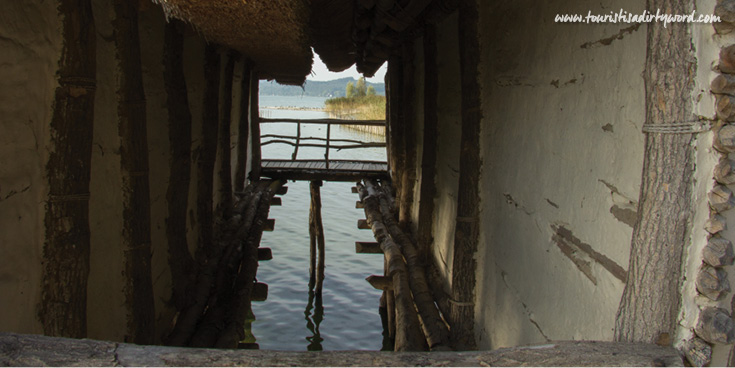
356 241 383 254
249 70 261 179
680 336 712 367
252 282 268 302
369 180 450 349
358 183 426 351
216 180 281 348
399 42 417 230
695 265 730 300
261 168 388 182
40 0 96 339
216 51 236 218
0 333 684 367
113 0 154 344
450 0 483 350
258 248 273 261
276 186 288 195
387 56 404 193
416 25 439 258
720 45 735 74
367 275 393 290
263 218 275 231
709 184 735 212
352 186 359 193
163 19 195 311
705 213 727 234
715 0 735 34
309 180 326 294
614 0 697 344
715 123 735 152
695 307 735 344
703 237 735 267
195 44 220 266
234 61 251 193
270 197 282 206
712 73 735 95
356 200 365 208
714 158 735 184
358 219 371 229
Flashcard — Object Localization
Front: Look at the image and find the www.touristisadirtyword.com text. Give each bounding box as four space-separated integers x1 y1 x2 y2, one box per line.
555 9 721 28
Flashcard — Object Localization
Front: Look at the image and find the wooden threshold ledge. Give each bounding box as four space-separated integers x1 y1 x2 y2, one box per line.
0 333 682 366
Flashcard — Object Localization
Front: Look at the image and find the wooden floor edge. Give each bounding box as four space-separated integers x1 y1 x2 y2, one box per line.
0 333 683 367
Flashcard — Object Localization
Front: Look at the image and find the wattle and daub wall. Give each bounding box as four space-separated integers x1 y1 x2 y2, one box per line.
0 1 254 344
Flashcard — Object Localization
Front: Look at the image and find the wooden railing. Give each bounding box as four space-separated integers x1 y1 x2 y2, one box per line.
259 118 386 169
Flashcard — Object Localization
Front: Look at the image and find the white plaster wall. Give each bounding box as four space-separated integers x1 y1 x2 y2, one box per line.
431 13 462 287
475 0 646 348
0 0 61 334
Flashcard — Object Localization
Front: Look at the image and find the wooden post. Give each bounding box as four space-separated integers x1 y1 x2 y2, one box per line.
292 122 301 160
325 124 331 169
163 19 196 311
40 0 96 339
614 0 697 343
450 0 483 350
113 0 155 345
309 180 326 295
249 70 261 180
416 25 439 258
387 56 404 193
399 42 417 230
234 61 251 193
195 44 220 263
216 51 236 218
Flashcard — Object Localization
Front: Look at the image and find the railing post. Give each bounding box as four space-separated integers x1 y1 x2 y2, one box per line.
325 123 331 169
292 122 301 160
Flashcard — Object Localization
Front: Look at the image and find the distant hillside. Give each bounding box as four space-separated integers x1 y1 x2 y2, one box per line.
260 77 385 97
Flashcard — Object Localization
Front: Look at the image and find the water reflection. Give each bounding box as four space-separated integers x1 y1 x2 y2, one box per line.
304 276 325 351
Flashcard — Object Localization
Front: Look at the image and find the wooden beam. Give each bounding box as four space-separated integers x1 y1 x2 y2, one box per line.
276 186 288 195
352 186 359 193
270 197 282 206
387 56 404 194
257 248 273 261
216 51 236 218
163 19 196 311
367 275 393 290
249 70 261 180
449 0 482 350
263 219 275 231
356 200 365 209
113 0 155 345
356 241 383 254
399 41 417 229
614 0 698 343
358 219 371 229
309 180 326 294
261 168 389 182
416 25 439 258
260 118 385 126
252 282 268 302
40 0 96 339
233 61 251 193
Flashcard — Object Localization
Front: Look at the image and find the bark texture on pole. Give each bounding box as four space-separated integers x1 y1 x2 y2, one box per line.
614 0 696 343
416 25 439 258
387 56 404 193
113 0 155 345
399 43 416 230
449 0 482 350
216 52 236 218
40 0 96 339
163 19 195 311
234 61 251 193
196 45 220 262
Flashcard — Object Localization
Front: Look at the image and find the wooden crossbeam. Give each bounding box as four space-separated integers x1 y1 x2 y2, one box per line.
270 197 282 206
276 186 288 195
252 282 268 302
356 241 382 254
366 275 393 290
357 219 370 229
264 219 275 231
257 248 272 261
352 186 358 193
356 200 364 209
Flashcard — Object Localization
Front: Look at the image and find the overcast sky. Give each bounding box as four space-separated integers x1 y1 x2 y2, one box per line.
307 53 387 83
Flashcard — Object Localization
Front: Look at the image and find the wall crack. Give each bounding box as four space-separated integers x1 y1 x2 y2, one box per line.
580 23 641 49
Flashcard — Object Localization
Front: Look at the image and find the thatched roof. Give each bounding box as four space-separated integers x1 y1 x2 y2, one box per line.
153 0 313 85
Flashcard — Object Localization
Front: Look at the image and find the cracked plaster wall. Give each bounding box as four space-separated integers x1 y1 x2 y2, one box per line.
472 0 647 349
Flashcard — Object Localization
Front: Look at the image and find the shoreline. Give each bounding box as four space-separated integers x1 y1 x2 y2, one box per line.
261 106 325 111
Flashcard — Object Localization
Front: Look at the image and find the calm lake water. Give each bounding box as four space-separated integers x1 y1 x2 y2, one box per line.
251 95 387 351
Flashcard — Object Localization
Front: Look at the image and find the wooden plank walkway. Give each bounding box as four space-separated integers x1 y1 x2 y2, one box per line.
261 159 389 181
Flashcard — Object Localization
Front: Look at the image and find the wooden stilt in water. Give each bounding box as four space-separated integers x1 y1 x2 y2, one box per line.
309 180 326 295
